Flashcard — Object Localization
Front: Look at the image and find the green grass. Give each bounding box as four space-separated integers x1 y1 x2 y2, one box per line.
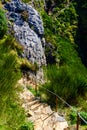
0 35 34 130
42 40 87 104
0 8 7 38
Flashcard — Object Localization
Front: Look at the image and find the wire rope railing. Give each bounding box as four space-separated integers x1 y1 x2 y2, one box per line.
34 84 87 130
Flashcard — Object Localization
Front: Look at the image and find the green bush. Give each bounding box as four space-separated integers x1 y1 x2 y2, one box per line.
0 35 34 130
69 111 87 125
0 35 23 129
69 111 77 124
80 111 87 125
0 9 7 38
41 1 77 43
42 38 87 104
19 122 34 130
43 65 87 103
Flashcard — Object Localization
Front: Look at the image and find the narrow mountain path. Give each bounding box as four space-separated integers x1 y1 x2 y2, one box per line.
19 78 68 130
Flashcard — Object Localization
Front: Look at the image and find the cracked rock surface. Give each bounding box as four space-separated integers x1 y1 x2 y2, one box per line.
4 0 46 67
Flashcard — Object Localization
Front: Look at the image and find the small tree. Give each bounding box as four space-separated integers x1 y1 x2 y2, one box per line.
0 9 7 38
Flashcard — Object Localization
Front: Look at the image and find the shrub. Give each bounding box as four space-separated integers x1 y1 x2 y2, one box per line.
0 35 24 129
69 111 77 124
69 111 87 125
0 9 7 38
80 111 87 125
19 122 34 130
0 35 33 130
42 38 87 104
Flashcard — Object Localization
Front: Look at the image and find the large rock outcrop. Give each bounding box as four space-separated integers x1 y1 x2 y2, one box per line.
4 0 46 67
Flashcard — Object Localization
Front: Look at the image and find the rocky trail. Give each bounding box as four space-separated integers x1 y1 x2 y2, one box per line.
19 79 68 130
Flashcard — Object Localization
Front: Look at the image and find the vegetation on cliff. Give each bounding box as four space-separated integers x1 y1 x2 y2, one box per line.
38 0 87 104
0 9 7 38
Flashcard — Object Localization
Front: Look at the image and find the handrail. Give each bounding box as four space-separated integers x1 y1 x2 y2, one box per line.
40 85 76 111
78 112 87 124
38 85 87 129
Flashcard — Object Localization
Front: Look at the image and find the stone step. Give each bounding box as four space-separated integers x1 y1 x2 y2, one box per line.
34 119 43 130
42 112 55 121
20 86 68 130
28 116 36 122
31 103 43 111
41 106 52 115
30 102 41 110
23 97 35 103
35 113 49 121
28 111 44 121
27 99 39 107
20 89 34 101
52 112 66 122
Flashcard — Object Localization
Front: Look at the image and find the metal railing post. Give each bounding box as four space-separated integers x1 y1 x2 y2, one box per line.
39 85 87 127
35 71 38 97
76 112 80 130
56 96 58 112
35 84 38 96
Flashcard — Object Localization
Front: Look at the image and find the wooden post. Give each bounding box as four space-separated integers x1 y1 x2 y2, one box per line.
35 84 37 97
56 96 58 112
76 112 80 130
35 71 37 97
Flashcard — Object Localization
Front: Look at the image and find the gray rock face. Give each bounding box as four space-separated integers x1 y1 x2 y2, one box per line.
4 0 46 67
14 22 46 66
4 0 44 36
